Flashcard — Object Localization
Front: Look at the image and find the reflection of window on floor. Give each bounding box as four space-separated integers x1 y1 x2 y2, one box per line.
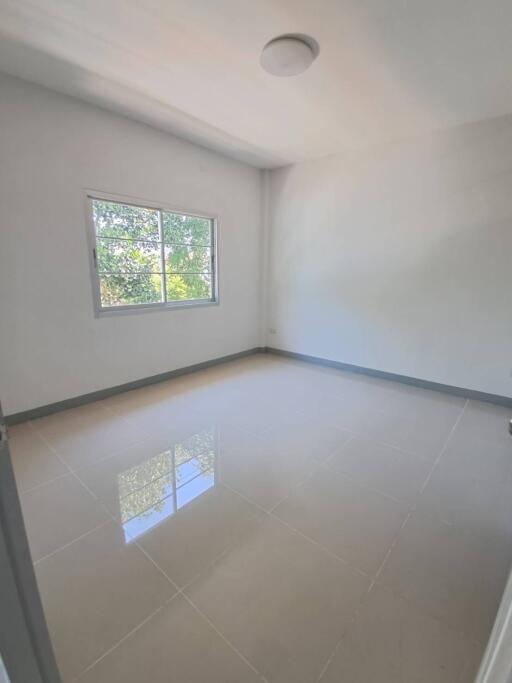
117 428 216 542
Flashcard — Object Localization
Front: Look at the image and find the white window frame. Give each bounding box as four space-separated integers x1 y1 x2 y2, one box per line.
85 191 219 317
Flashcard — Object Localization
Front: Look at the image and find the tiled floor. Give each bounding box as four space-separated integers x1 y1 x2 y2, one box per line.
9 353 512 682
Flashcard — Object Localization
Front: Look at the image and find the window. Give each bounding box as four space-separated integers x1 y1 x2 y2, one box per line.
88 195 217 313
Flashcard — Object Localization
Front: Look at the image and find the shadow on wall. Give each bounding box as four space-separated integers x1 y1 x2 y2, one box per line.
344 1 512 136
268 114 512 396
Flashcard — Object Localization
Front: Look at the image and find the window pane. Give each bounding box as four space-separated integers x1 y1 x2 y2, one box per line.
166 273 212 301
99 273 163 307
92 199 159 241
97 238 161 273
162 212 211 245
118 450 172 500
165 244 211 274
175 458 205 487
175 429 216 469
176 468 214 510
117 451 174 541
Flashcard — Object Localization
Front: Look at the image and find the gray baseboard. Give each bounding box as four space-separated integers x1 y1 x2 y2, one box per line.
6 347 265 425
265 347 512 408
8 344 511 425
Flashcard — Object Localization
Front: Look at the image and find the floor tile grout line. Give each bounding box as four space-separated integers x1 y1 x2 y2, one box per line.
125 526 271 681
81 531 270 682
47 470 268 680
181 593 270 680
33 519 112 566
315 637 343 683
324 429 442 467
318 460 410 507
222 481 371 580
369 573 486 647
321 432 358 463
368 509 414 591
132 539 181 592
18 470 74 496
315 570 379 683
218 432 357 519
73 475 272 683
315 404 476 683
265 461 324 515
234 419 458 529
49 477 189 683
26 401 156 476
34 452 132 567
332 400 481 680
26 425 132 564
418 398 470 496
316 401 460 683
23 363 448 497
63 452 179 592
178 538 247 595
17 362 484 683
221 480 285 517
38 387 289 478
24 407 323 577
326 577 484 683
267 422 447 515
49 432 153 477
368 399 469 590
25 420 74 475
17 436 132 506
65 465 119 522
270 513 370 579
26 372 470 574
72 601 169 681
314 568 486 683
315 397 473 683
70 464 193 606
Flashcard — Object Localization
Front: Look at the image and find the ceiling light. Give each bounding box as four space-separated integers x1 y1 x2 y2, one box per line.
260 34 319 77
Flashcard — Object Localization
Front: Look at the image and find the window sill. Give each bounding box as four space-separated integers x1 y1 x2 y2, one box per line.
96 299 219 318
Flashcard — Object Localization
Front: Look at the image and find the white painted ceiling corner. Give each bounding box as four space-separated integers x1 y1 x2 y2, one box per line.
1 0 512 169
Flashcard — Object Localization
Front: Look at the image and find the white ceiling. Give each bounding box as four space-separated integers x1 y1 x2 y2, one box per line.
1 0 512 168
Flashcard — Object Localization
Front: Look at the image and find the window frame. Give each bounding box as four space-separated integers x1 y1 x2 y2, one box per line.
85 191 219 317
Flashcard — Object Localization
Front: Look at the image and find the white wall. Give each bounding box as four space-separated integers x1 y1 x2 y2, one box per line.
0 74 263 415
267 115 512 398
3 73 512 415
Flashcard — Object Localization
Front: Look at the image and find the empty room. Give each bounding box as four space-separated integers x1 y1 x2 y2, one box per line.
1 1 512 682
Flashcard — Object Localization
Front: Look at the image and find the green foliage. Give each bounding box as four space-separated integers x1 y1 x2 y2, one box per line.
93 200 213 307
162 211 210 245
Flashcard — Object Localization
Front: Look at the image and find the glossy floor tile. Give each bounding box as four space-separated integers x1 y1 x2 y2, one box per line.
185 516 370 683
320 584 481 683
443 429 512 487
134 484 264 588
32 402 149 470
218 426 321 510
74 427 220 519
273 467 409 574
379 511 512 643
35 521 175 682
325 434 432 503
11 355 512 682
364 409 456 461
79 595 263 683
417 460 512 542
21 474 110 562
8 423 69 492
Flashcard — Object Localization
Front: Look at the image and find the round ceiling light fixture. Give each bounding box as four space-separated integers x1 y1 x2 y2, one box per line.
260 34 319 77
